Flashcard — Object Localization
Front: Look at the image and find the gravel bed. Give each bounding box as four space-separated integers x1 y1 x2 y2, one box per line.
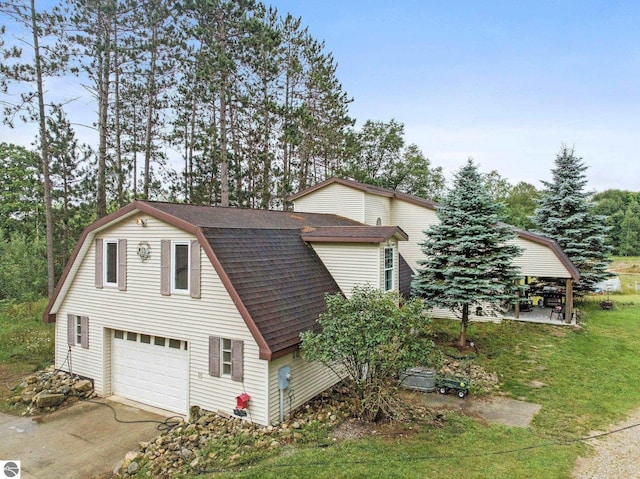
572 408 640 478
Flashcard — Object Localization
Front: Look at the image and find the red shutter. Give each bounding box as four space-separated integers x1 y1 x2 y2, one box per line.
209 336 220 377
161 240 171 296
118 239 127 291
95 239 103 289
231 340 244 382
190 240 201 299
67 313 75 346
80 316 89 349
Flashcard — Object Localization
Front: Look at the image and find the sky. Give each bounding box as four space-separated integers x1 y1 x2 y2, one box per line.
266 0 640 191
2 0 639 192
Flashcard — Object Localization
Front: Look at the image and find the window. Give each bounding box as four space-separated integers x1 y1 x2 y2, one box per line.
169 339 181 349
140 334 151 344
105 240 118 285
222 338 232 376
155 336 166 346
127 332 137 341
209 336 243 381
114 330 124 339
76 316 82 345
161 240 201 298
95 238 126 290
384 247 394 291
67 314 89 349
173 242 189 292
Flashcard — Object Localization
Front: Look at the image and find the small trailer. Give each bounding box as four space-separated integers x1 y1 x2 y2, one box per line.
435 376 470 398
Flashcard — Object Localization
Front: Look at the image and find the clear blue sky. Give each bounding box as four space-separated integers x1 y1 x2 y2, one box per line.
268 0 640 191
2 1 638 192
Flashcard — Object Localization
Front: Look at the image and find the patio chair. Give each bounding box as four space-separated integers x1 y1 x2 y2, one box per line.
550 306 563 321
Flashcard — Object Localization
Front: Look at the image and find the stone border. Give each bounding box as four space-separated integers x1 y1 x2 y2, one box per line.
9 365 95 414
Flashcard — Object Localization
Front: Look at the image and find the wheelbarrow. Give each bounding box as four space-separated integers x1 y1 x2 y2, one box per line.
435 376 470 398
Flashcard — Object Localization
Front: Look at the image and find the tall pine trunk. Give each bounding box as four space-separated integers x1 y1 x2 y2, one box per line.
96 8 111 218
143 26 158 200
30 0 55 297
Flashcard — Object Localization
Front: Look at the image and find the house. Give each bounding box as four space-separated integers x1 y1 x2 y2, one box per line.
289 177 580 321
43 201 408 424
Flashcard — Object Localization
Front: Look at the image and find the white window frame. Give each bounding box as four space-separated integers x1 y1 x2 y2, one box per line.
384 246 394 291
104 239 118 287
221 338 232 376
75 315 82 345
172 241 190 293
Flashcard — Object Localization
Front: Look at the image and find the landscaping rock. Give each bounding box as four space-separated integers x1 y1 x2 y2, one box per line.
34 392 66 408
438 358 499 394
127 461 139 475
110 383 354 478
11 367 95 414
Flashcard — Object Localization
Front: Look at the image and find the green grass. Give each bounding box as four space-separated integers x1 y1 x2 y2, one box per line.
188 260 640 479
205 415 582 479
0 298 54 413
0 299 53 368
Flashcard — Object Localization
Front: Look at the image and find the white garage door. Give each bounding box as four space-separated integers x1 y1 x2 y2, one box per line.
112 330 188 414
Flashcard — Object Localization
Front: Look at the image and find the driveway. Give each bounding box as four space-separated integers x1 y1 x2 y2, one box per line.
0 398 172 479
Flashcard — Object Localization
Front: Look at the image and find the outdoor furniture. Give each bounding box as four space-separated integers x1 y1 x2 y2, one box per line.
550 306 564 321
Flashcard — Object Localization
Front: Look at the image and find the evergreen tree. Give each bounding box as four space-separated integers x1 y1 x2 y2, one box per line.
412 159 522 346
533 146 611 293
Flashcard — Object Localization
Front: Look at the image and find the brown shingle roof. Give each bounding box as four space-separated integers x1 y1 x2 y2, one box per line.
301 226 408 243
44 200 411 360
143 201 363 229
202 228 341 355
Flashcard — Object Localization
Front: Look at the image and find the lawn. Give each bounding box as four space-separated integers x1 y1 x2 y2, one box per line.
0 299 54 413
196 258 640 479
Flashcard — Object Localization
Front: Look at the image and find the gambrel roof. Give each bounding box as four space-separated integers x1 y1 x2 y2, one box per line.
44 201 407 360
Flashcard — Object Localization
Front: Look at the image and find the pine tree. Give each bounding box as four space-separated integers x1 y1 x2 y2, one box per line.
412 159 522 347
533 146 611 293
0 0 69 296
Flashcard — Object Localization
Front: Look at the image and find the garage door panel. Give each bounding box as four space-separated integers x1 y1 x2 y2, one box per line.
112 330 188 414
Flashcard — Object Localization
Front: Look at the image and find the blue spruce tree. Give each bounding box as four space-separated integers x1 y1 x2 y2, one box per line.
412 159 522 347
533 146 610 294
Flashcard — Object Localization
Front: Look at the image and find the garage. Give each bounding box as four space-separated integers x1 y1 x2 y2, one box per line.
111 330 189 414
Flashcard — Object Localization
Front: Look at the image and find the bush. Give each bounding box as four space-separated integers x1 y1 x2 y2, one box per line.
301 286 433 422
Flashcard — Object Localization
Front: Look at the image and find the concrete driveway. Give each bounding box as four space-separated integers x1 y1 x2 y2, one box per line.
422 393 542 427
0 398 172 479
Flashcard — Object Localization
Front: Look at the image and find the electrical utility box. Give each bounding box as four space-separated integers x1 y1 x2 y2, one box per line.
278 365 291 390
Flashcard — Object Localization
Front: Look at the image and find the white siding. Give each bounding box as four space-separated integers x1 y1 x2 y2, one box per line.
390 200 439 272
54 214 271 424
364 193 391 225
293 183 365 222
310 242 381 297
510 237 572 278
267 354 342 425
